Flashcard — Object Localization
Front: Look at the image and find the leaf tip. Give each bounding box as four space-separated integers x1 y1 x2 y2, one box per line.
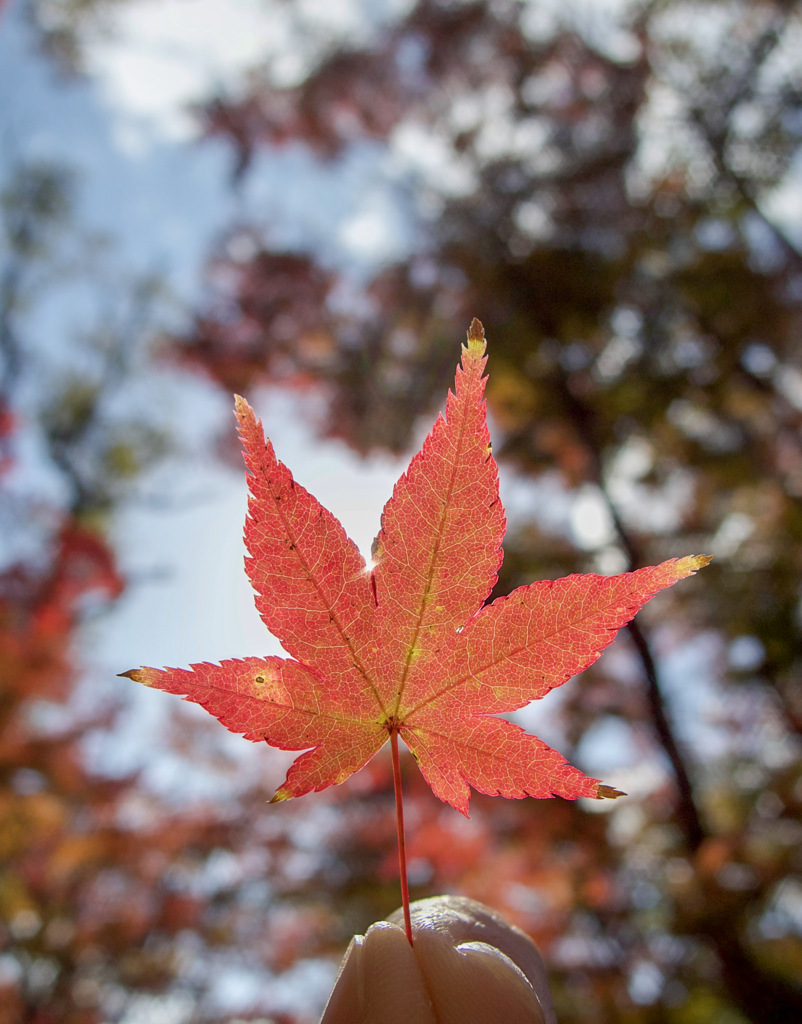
465 317 486 356
596 784 626 800
270 788 291 805
677 553 713 575
118 668 145 684
234 393 252 422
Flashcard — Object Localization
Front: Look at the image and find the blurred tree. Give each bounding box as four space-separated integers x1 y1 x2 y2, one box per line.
0 160 365 1023
171 1 802 1022
0 160 186 1022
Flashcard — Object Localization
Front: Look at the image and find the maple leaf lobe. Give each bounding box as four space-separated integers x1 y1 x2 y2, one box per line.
234 394 380 719
369 320 504 718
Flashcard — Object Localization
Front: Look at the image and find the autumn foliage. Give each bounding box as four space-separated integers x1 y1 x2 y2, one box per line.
4 1 802 1022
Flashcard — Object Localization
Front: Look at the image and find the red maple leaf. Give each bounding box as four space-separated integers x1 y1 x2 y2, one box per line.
123 322 708 869
124 318 709 810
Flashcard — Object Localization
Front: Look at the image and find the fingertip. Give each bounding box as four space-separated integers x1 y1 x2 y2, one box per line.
320 921 436 1024
413 927 545 1024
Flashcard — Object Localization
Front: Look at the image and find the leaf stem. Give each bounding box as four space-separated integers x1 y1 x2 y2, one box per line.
390 729 413 946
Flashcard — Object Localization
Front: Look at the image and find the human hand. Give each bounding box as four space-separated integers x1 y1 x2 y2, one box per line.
320 895 555 1024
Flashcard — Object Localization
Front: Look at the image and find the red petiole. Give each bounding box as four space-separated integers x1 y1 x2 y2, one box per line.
390 729 413 945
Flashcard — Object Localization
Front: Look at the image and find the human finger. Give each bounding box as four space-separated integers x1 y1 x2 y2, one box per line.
320 894 553 1024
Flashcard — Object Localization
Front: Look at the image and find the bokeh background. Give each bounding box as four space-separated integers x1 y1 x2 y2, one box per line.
1 1 801 1022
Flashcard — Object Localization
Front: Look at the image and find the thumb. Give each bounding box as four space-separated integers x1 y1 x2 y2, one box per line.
320 895 554 1024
